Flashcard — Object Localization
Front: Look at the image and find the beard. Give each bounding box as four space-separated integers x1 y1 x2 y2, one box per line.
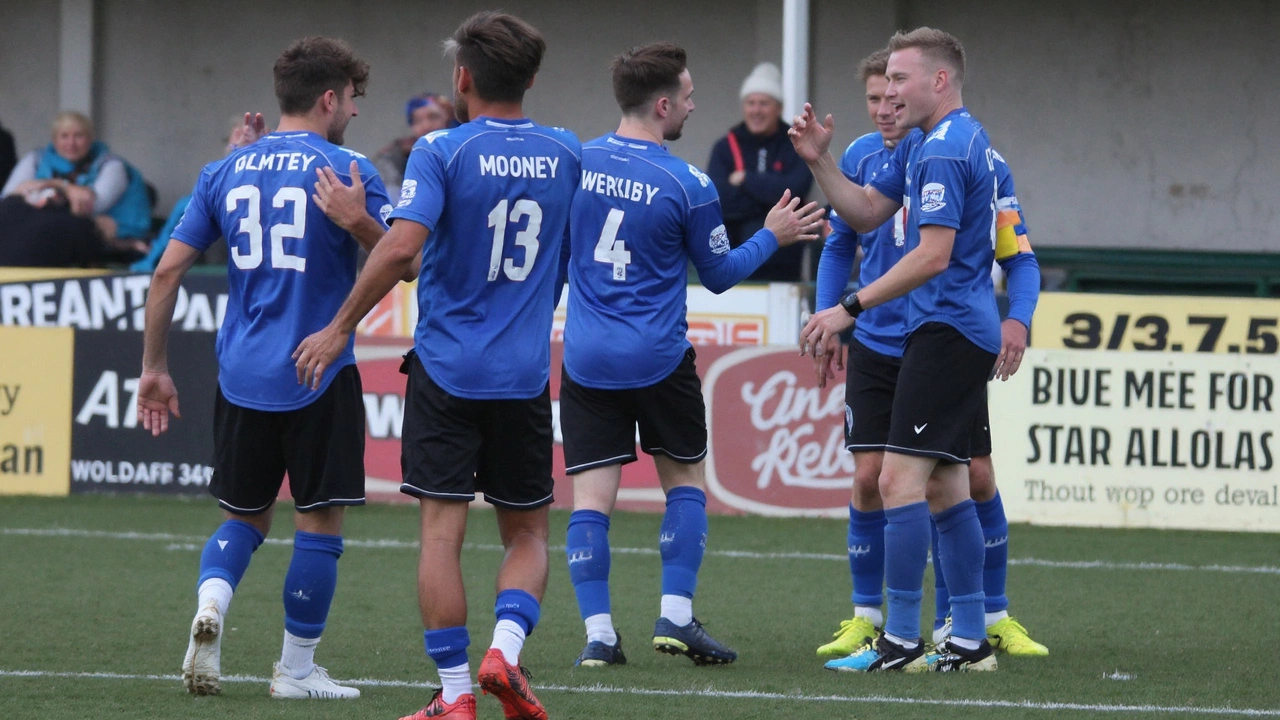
663 118 685 142
454 93 470 124
327 114 349 145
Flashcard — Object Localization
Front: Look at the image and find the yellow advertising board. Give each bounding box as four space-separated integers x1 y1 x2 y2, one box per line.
989 347 1278 531
1031 292 1280 355
0 268 108 284
0 326 74 495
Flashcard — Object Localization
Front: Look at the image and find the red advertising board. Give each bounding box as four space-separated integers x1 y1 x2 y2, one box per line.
352 339 853 516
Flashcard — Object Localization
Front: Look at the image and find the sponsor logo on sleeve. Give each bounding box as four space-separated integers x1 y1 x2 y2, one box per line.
920 182 947 213
709 224 730 255
687 164 711 188
397 179 417 207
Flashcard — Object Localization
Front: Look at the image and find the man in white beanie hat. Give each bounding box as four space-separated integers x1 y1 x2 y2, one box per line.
707 62 814 281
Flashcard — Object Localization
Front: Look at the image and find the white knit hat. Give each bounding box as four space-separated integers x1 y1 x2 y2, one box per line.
739 62 783 103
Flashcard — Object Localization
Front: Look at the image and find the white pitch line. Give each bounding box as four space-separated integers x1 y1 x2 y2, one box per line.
4 527 1280 576
1 669 1277 717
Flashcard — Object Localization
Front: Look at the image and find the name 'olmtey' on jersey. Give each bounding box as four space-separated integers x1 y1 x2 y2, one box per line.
233 151 321 174
478 154 561 178
580 169 661 205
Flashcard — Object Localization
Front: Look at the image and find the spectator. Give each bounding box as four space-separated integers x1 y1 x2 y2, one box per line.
374 92 455 201
2 111 153 245
707 62 814 282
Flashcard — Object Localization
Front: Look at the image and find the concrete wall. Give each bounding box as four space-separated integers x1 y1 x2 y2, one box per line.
1 0 1276 251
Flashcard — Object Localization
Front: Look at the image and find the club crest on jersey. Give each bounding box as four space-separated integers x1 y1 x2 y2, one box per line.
709 224 730 255
687 164 711 188
925 120 951 143
398 179 417 207
920 182 946 213
379 204 394 223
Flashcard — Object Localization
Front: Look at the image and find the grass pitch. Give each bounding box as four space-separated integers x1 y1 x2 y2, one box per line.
1 494 1278 719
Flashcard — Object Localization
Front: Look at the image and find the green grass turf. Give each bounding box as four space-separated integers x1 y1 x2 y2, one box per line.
1 494 1278 719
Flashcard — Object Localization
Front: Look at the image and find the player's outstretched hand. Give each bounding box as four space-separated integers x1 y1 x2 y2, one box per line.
993 318 1028 380
293 325 347 391
799 305 856 360
229 112 270 150
813 332 845 389
314 160 367 232
788 103 835 163
137 370 181 437
765 189 826 247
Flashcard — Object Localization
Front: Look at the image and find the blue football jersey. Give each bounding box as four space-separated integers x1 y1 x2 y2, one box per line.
172 131 392 411
391 117 581 400
818 132 910 357
565 134 770 388
870 109 1001 354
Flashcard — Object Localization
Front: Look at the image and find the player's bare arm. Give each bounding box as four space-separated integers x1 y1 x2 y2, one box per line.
138 241 202 436
314 160 420 281
292 219 428 389
789 103 898 232
800 225 954 356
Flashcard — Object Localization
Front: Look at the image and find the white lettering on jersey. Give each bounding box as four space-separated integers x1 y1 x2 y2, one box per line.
478 155 560 178
709 224 730 255
233 152 318 174
687 164 711 188
920 183 947 213
579 171 661 205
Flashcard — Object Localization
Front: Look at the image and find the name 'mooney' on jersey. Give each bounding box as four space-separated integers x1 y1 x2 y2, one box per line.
171 131 391 411
391 117 581 400
870 109 1002 354
564 134 725 389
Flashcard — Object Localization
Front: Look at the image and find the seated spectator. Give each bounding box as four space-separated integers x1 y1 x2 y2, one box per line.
2 111 153 245
0 185 139 267
707 63 814 282
374 92 455 201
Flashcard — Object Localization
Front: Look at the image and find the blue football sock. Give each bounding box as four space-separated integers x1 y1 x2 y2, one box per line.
281 530 343 639
934 499 986 641
848 505 887 608
931 520 950 629
197 519 264 590
976 492 1010 614
424 625 471 668
883 502 930 641
495 588 541 635
659 486 708 599
566 509 612 620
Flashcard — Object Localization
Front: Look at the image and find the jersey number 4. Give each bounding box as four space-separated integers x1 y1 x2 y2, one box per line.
594 208 632 281
486 198 542 282
226 185 307 272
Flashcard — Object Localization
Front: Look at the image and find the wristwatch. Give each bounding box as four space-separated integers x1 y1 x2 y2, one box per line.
839 291 864 319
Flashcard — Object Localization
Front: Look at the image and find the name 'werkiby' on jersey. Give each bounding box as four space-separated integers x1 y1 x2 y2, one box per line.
565 134 746 389
869 108 1002 354
391 117 581 400
172 131 392 411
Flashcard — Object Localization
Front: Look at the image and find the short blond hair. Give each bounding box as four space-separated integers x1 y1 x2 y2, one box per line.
888 27 965 86
51 111 94 139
